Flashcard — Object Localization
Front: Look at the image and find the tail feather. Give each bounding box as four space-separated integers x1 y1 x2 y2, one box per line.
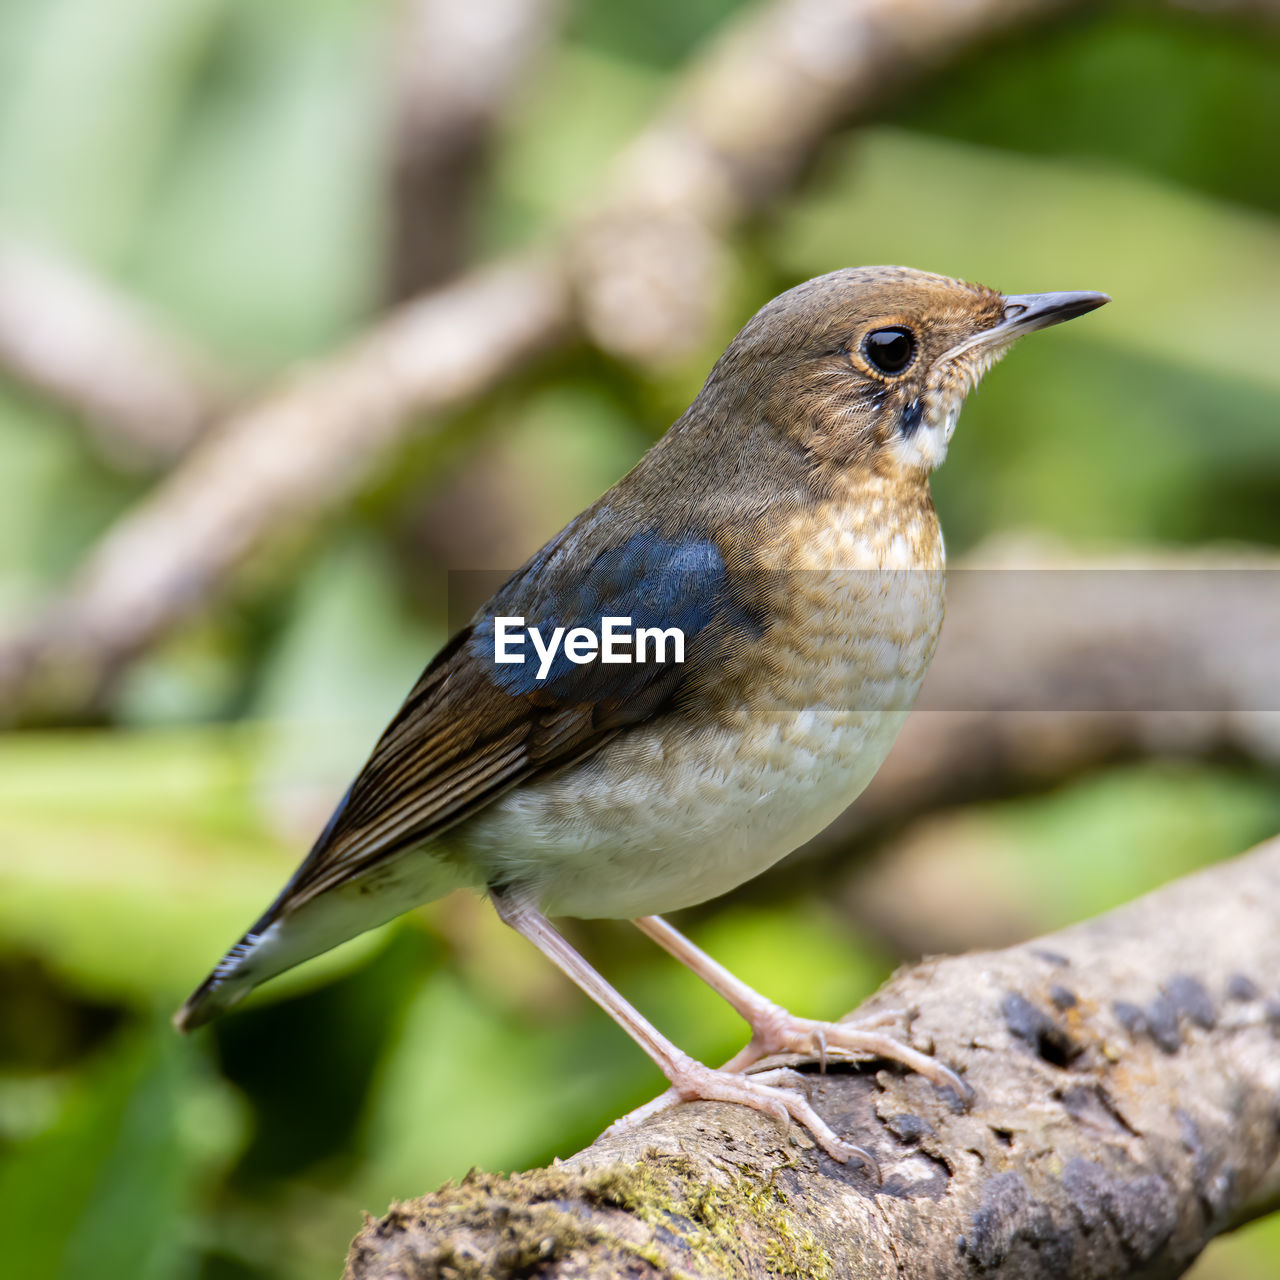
173 929 271 1032
174 845 475 1032
176 782 361 1033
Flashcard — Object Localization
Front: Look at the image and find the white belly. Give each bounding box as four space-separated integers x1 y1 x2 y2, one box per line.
456 546 945 918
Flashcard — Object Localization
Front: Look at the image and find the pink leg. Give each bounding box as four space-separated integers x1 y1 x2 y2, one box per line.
491 892 874 1169
633 914 970 1099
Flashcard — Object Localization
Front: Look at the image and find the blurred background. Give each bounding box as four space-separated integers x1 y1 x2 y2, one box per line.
1 1 1278 1277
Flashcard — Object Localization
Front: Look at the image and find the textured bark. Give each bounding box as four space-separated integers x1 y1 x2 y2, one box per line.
345 837 1280 1279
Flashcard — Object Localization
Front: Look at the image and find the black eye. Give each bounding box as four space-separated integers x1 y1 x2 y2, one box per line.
862 326 916 375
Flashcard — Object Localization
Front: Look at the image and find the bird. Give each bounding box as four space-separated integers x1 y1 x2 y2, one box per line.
175 266 1108 1167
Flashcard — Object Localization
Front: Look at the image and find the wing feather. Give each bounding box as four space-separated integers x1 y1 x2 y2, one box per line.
270 527 764 914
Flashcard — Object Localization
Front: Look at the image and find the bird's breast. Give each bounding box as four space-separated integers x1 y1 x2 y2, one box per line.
459 480 946 918
749 477 946 716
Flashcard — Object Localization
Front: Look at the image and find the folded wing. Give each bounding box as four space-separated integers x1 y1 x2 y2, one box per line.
273 526 764 911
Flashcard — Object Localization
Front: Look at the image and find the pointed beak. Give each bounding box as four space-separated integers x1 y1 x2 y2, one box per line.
945 289 1109 360
998 290 1110 336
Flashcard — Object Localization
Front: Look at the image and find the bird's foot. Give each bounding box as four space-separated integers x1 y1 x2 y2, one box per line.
744 1004 972 1102
603 1059 877 1174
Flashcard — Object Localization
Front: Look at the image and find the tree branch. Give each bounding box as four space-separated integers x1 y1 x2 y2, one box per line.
0 239 230 465
345 836 1280 1279
570 0 1081 364
0 256 572 718
385 0 563 299
0 0 1090 719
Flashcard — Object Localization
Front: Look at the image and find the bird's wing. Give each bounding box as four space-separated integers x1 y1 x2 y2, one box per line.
271 526 764 911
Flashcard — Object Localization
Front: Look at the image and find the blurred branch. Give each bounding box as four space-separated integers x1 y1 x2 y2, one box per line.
345 836 1280 1279
571 0 1082 363
754 542 1280 956
0 239 230 466
386 0 562 298
0 257 572 716
0 0 1172 716
382 0 565 584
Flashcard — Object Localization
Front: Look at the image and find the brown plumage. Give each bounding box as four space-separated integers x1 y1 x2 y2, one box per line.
175 266 1107 1169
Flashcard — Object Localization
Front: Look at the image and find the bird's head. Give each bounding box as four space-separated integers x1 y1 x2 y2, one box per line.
708 266 1108 483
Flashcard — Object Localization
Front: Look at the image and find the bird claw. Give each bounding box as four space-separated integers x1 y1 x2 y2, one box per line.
734 1003 970 1104
603 1061 879 1177
773 1013 972 1104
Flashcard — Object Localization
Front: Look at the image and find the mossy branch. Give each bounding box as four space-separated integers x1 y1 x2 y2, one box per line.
345 836 1280 1279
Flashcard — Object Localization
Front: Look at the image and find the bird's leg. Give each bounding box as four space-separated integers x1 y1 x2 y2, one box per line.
633 914 970 1100
489 891 875 1170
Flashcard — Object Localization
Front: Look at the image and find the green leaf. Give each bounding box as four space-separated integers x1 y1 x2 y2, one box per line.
0 727 379 1007
0 1018 240 1280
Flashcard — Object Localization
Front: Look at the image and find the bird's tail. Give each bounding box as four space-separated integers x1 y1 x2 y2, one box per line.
173 919 285 1033
174 885 388 1032
174 845 475 1033
177 784 364 1032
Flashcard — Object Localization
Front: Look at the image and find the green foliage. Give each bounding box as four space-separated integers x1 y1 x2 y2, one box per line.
896 5 1280 214
0 2 1277 1277
0 728 384 1008
0 1019 242 1280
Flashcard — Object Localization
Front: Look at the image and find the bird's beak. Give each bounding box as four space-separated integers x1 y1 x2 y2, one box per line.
945 289 1109 360
998 290 1110 335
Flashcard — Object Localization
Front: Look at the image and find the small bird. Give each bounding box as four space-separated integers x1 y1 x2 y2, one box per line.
176 267 1107 1165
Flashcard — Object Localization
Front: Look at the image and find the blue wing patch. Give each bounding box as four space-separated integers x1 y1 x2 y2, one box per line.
469 531 761 708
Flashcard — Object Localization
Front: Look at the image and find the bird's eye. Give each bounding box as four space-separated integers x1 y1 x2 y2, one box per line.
862 326 916 376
